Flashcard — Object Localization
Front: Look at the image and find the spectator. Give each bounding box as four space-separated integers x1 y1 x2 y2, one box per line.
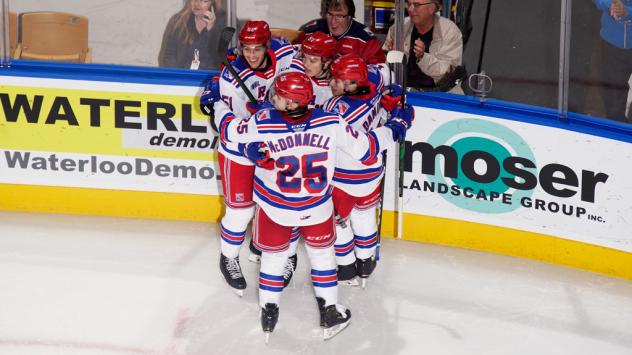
158 0 227 70
295 0 386 64
383 0 463 94
593 0 632 121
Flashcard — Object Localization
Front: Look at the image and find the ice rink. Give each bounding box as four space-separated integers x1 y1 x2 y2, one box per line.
0 210 631 355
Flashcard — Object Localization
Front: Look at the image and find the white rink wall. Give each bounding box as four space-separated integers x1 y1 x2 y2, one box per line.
8 0 364 67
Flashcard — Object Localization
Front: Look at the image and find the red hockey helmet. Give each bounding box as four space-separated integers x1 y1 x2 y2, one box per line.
239 21 271 45
273 71 313 107
330 53 368 84
302 32 337 60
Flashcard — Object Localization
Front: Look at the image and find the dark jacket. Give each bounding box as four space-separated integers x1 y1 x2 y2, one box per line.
158 11 227 70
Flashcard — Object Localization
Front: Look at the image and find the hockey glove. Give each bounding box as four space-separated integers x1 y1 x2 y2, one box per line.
246 101 274 114
380 84 404 112
384 106 414 143
226 47 238 62
220 48 238 71
240 142 275 170
200 76 221 116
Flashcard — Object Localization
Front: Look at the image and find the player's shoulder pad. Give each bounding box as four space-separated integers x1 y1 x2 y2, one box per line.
330 97 352 116
271 38 296 58
254 108 273 123
367 64 384 88
220 58 248 82
220 67 233 82
270 36 290 49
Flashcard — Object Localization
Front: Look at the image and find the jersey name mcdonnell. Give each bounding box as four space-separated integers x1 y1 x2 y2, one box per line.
267 133 331 153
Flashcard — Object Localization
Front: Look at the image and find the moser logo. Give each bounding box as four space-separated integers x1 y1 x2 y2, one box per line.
403 119 609 221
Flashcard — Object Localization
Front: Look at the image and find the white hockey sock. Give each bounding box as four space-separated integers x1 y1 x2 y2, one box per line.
219 206 254 259
350 207 378 260
306 245 338 306
334 222 355 266
287 227 300 256
259 249 289 307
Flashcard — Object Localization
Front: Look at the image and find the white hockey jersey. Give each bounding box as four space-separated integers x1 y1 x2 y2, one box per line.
289 56 334 108
322 63 393 197
218 38 296 164
216 106 395 226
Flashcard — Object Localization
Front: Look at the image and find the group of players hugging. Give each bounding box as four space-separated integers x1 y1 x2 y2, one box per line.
199 20 414 341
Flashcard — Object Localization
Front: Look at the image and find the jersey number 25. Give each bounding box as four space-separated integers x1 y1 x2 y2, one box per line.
276 152 328 194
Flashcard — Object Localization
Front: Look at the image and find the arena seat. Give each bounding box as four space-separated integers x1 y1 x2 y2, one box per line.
270 28 300 42
14 12 91 63
9 11 17 57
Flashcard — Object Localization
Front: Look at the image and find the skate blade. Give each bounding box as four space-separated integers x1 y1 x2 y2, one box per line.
233 289 244 297
361 278 367 289
338 278 360 287
264 332 270 344
248 254 261 264
323 320 351 340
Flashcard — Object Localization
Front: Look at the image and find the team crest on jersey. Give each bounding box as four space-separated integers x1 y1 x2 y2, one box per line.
335 101 350 115
221 69 234 81
257 110 270 120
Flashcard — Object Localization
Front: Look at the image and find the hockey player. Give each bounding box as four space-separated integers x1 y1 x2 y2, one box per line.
322 53 392 288
202 20 296 296
290 31 337 108
211 71 413 341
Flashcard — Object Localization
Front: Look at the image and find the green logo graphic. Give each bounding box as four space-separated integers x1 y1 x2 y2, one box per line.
425 118 536 213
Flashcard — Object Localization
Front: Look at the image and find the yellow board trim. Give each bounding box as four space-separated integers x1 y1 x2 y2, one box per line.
380 211 632 281
2 184 631 281
0 184 223 222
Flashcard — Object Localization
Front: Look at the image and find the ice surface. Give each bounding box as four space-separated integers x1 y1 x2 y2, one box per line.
0 211 631 355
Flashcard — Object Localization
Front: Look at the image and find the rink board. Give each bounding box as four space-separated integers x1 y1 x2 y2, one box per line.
1 61 632 280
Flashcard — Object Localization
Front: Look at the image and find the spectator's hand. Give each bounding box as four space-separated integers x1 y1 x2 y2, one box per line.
610 0 628 20
385 106 414 143
413 39 425 60
240 142 275 170
203 7 217 31
385 36 394 51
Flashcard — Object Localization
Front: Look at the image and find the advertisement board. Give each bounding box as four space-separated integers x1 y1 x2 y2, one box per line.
1 63 631 279
401 106 631 253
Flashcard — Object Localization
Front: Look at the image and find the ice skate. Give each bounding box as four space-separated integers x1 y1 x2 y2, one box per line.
260 303 279 344
219 254 246 296
337 263 360 286
355 257 376 289
322 304 351 340
248 239 262 263
282 254 298 288
316 297 326 327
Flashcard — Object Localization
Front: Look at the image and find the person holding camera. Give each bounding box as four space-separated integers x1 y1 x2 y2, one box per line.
158 0 227 70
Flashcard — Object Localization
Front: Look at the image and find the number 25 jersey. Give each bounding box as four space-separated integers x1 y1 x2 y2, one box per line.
220 107 395 226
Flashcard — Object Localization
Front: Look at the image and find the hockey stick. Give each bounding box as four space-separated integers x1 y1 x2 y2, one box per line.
386 50 407 240
217 27 258 104
375 150 387 261
374 58 400 261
